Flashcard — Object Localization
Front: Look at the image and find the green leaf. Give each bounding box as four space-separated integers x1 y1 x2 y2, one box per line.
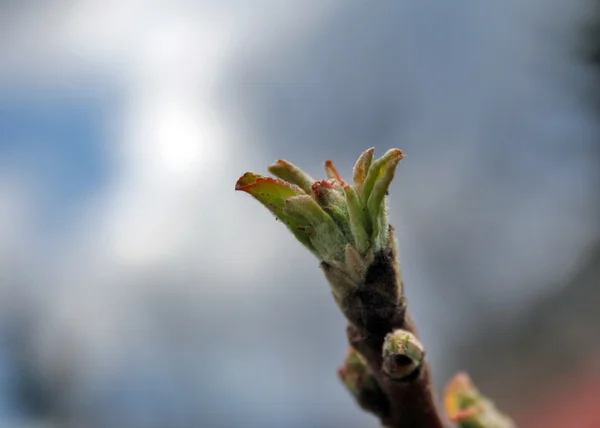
283 195 346 260
324 160 346 185
353 147 375 186
444 373 516 428
362 149 403 203
311 180 351 241
364 149 404 245
343 185 369 254
235 173 316 253
267 160 314 193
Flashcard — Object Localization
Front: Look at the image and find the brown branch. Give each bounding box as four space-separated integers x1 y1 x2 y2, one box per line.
331 226 446 428
237 149 515 427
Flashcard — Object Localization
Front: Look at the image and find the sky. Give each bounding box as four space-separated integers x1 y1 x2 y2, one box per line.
0 1 598 427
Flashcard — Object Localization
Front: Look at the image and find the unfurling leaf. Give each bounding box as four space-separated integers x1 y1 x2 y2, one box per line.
236 148 404 294
353 147 375 186
268 160 315 193
444 373 516 428
235 173 316 253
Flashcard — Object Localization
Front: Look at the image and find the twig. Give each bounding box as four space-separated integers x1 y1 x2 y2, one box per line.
236 148 515 428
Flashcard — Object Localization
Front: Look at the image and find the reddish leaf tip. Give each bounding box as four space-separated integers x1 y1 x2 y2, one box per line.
444 372 480 422
447 372 471 389
324 160 346 185
448 406 482 422
384 148 404 161
235 174 298 193
235 172 256 191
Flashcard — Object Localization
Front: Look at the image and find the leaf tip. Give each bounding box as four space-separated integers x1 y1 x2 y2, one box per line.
390 148 404 160
353 147 376 185
324 159 346 185
267 159 289 172
235 172 257 191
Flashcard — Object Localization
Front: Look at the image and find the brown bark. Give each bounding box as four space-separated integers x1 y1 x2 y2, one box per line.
332 226 446 428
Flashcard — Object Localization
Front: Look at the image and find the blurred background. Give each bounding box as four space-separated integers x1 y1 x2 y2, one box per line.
0 1 599 427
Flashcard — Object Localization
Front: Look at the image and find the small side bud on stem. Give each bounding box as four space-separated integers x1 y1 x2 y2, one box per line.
444 373 516 428
338 346 390 417
382 329 424 380
339 346 380 396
